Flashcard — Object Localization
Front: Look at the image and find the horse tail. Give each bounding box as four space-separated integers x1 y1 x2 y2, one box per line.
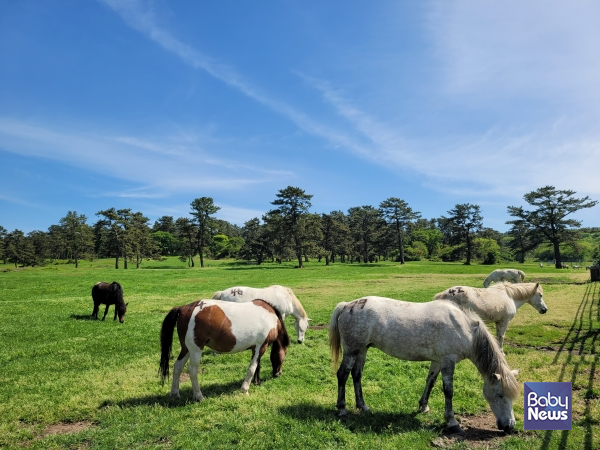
159 307 180 386
483 274 492 288
212 291 222 299
329 302 348 370
519 270 526 282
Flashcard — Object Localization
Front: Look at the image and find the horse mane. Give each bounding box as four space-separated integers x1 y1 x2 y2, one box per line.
467 309 519 400
283 286 308 319
494 282 541 300
111 281 126 312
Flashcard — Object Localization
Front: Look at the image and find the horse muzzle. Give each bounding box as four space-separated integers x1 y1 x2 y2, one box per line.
297 339 303 344
497 419 515 434
539 308 548 314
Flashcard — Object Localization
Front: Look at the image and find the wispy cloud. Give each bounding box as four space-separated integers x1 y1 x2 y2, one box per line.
0 118 291 195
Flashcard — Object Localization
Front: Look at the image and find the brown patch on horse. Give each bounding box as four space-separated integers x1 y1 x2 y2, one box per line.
193 304 236 352
251 299 273 312
251 299 280 346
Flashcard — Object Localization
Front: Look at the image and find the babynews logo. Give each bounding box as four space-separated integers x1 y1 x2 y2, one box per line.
524 382 572 430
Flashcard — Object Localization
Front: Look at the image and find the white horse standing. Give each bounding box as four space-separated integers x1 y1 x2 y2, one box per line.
213 285 310 343
329 297 519 433
483 269 526 287
434 282 547 349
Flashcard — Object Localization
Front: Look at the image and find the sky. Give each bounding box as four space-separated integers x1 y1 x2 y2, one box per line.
1 0 599 234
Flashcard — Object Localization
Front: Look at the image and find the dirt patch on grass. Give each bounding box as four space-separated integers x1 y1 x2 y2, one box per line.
39 421 93 438
432 413 518 449
308 324 328 330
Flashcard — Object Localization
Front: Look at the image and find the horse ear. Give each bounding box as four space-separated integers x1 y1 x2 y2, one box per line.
535 282 540 289
494 373 502 381
308 318 312 322
126 302 129 306
511 369 519 377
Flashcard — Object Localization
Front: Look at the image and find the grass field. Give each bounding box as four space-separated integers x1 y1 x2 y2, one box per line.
0 258 598 449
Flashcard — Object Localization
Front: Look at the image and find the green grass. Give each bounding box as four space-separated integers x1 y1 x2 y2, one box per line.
0 259 598 449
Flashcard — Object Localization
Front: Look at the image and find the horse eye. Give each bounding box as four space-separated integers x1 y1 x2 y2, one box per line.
497 394 504 399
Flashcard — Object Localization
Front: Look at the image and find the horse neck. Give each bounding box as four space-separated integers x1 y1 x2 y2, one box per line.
288 293 307 320
512 299 528 310
504 283 536 302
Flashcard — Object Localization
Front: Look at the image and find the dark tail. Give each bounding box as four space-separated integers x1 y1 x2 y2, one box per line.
159 307 180 385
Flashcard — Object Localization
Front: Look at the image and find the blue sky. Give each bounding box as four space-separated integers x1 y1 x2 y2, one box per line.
1 0 599 233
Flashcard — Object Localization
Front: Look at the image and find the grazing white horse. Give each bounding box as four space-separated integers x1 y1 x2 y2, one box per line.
483 269 525 287
213 285 310 343
434 282 547 349
329 297 519 433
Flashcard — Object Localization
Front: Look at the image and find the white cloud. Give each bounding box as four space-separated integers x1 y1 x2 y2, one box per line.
0 118 292 194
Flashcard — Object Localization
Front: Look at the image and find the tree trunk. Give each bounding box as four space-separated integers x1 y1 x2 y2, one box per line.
325 255 330 266
465 235 472 265
553 240 562 268
115 255 119 269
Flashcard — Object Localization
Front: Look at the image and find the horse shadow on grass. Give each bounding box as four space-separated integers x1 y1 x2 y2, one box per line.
98 380 250 410
278 403 426 434
538 281 599 450
69 314 95 321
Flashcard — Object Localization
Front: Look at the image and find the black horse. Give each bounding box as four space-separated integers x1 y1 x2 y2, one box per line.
91 281 128 323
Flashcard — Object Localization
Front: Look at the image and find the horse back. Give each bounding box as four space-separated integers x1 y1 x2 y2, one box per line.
337 297 474 361
183 300 283 354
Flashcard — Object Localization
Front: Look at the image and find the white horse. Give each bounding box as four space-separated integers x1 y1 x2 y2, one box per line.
483 269 525 287
434 282 547 349
329 297 519 433
213 285 310 343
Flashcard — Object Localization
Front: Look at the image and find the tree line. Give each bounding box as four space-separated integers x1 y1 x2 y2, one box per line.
0 186 597 269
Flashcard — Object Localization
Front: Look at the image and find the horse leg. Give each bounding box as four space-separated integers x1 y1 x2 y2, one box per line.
418 361 441 413
441 358 462 433
351 349 369 413
336 353 357 417
102 304 110 321
252 347 267 386
91 302 99 319
113 307 118 321
188 350 204 401
496 319 510 351
241 345 265 394
170 350 189 398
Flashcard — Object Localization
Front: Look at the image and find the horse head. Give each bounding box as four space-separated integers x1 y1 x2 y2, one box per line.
483 369 519 433
117 302 128 323
294 316 311 344
529 283 548 314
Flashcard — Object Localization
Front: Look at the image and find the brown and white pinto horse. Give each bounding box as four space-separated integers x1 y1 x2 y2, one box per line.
91 281 127 323
159 299 290 400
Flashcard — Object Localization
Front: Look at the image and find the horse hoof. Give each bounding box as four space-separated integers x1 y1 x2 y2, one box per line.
446 425 464 434
193 395 204 402
169 393 180 399
337 408 348 418
273 371 282 378
418 405 430 413
358 405 370 413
